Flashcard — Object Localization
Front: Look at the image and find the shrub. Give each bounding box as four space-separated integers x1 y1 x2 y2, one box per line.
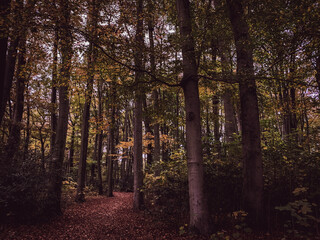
143 149 189 222
0 151 47 223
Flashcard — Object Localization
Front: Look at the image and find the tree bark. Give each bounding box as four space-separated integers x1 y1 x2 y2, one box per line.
316 54 320 99
50 27 58 154
69 123 75 170
107 87 116 197
0 0 21 125
176 0 209 234
5 0 35 159
223 90 238 142
23 86 30 159
96 79 103 195
121 105 130 190
133 0 144 211
46 0 73 216
226 0 264 228
153 90 160 164
211 42 221 154
219 34 238 143
5 28 27 159
75 0 98 202
142 94 153 165
147 0 160 165
212 96 221 153
0 0 11 125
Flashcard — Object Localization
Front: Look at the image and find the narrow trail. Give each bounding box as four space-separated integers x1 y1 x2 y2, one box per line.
0 192 203 240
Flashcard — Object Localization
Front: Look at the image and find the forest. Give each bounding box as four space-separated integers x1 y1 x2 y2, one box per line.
0 0 319 239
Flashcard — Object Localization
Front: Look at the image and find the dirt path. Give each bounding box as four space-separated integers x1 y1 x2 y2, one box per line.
0 192 203 240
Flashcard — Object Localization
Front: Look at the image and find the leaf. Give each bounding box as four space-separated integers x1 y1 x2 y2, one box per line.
292 187 308 196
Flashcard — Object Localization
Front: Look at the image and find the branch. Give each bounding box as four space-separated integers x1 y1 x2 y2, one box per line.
72 27 181 88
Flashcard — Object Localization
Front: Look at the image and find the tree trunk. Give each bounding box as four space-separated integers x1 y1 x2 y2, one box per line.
223 90 238 142
212 96 221 153
147 2 160 165
152 89 160 164
50 27 58 154
75 0 98 202
69 124 75 170
23 87 30 159
133 0 144 211
142 94 153 165
96 79 103 195
219 37 238 143
226 0 264 228
39 128 45 170
5 29 27 159
46 0 73 216
211 42 221 155
176 0 209 234
316 54 320 99
107 91 116 197
121 106 130 190
0 0 11 125
0 0 21 125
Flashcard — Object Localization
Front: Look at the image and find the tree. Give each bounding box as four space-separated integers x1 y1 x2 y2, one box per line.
133 0 144 211
50 17 58 154
0 0 21 125
5 0 27 158
107 83 116 197
76 0 99 203
95 78 104 195
176 0 209 234
147 0 160 165
226 0 264 228
0 0 11 125
46 0 73 215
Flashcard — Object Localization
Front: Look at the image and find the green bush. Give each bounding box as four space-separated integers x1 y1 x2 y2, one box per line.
143 149 189 220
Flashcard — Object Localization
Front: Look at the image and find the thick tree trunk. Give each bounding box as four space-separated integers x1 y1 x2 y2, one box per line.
46 0 72 216
76 92 92 202
133 0 144 211
6 32 27 159
0 0 21 125
226 0 264 228
50 28 58 154
176 0 209 234
5 0 36 158
76 0 98 202
0 0 11 125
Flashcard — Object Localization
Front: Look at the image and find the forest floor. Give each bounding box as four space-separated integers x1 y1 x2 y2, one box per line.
1 192 318 240
0 192 206 240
